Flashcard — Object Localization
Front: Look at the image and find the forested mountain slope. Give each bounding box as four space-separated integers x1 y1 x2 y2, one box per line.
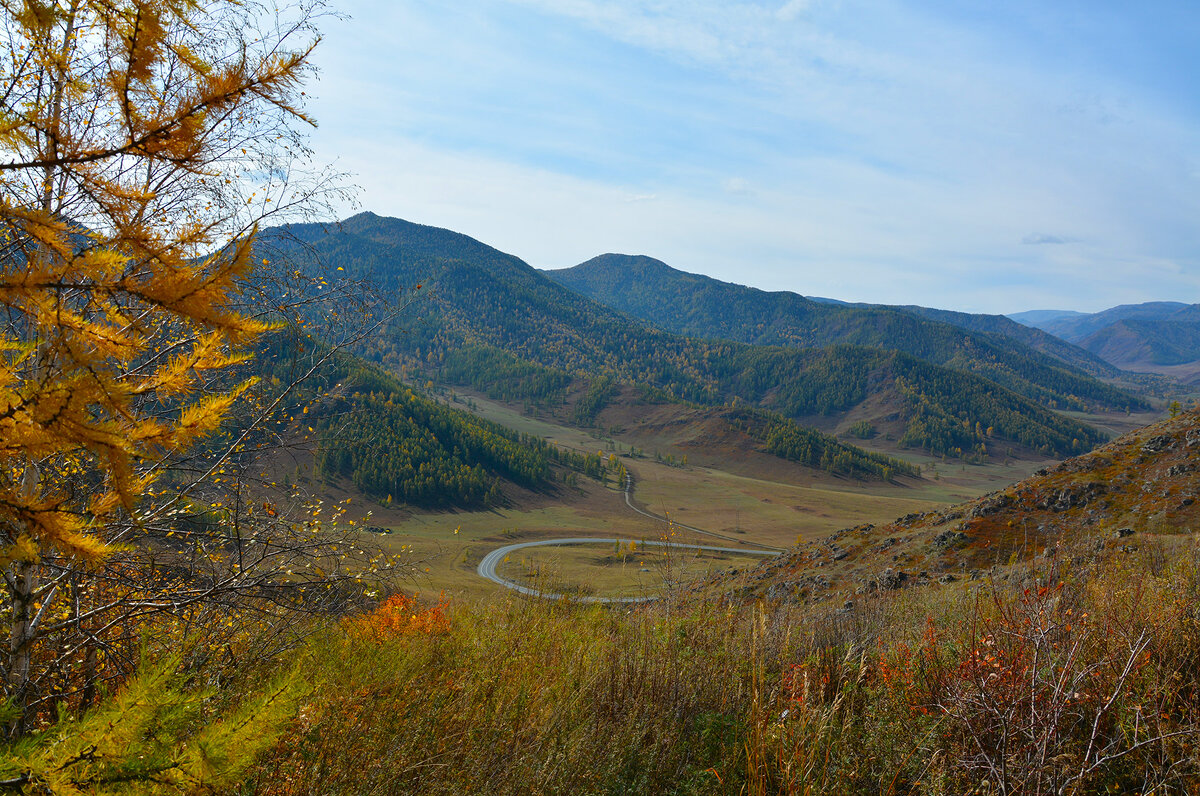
885 304 1118 377
547 254 1136 398
252 338 609 508
264 213 1118 460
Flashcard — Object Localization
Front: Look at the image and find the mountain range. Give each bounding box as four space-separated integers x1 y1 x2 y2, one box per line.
546 254 1124 389
263 213 1151 465
1010 301 1200 379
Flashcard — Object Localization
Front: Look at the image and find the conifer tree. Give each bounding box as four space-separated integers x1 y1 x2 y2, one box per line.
0 0 342 735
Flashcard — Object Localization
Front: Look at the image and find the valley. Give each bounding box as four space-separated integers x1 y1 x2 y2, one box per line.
250 215 1193 605
8 4 1200 791
307 387 1079 601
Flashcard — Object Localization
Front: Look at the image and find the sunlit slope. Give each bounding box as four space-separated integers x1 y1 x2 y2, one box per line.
728 403 1200 603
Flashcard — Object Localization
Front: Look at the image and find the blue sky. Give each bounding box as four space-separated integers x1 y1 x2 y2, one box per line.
307 0 1200 313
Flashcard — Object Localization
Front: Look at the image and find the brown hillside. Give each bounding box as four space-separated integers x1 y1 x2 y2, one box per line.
722 405 1198 602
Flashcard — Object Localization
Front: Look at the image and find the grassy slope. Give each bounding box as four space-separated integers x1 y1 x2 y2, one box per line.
728 404 1200 603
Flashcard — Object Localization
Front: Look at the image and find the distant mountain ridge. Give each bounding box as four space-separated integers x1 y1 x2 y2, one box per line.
1010 301 1200 375
1007 309 1087 327
813 300 1109 374
881 305 1119 378
264 213 1121 461
545 253 1137 408
1034 302 1193 344
1081 319 1200 367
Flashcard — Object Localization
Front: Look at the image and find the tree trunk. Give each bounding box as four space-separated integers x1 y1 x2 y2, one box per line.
6 561 34 738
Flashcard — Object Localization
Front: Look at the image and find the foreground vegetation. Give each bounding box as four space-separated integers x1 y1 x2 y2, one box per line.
5 532 1197 794
222 541 1192 794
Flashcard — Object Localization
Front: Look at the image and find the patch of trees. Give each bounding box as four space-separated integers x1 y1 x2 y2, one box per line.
572 376 616 426
313 390 542 508
891 361 1107 458
258 347 614 507
727 409 919 481
439 346 571 406
848 420 875 439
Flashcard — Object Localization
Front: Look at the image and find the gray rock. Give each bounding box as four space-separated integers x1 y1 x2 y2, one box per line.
878 568 909 590
1037 482 1107 513
970 493 1014 518
1142 435 1174 454
932 529 968 549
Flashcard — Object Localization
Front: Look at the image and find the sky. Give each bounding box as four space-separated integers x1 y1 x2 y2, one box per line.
305 0 1200 314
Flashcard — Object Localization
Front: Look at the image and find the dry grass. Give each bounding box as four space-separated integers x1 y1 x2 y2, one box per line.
243 539 1200 795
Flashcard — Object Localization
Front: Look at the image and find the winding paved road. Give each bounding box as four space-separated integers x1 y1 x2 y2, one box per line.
474 472 783 602
476 537 779 603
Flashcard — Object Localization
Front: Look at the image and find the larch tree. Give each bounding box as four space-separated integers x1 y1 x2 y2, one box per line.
0 0 376 736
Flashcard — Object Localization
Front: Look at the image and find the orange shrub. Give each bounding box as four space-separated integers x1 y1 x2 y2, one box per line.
347 593 450 641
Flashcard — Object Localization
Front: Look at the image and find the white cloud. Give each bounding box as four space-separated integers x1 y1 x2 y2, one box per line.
1022 234 1077 245
503 0 732 65
722 177 752 194
776 0 814 22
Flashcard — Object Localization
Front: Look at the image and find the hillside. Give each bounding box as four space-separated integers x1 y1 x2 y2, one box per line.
886 304 1118 377
554 380 920 481
546 253 1136 399
265 214 1120 461
251 337 612 509
728 403 1200 602
810 299 1117 377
